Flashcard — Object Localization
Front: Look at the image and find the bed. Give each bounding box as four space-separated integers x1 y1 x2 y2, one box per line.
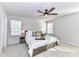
25 31 59 57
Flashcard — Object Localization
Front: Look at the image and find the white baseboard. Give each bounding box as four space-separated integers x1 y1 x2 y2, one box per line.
60 40 79 46
8 41 19 45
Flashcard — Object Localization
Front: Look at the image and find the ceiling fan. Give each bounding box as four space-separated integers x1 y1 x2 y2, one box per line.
37 7 58 16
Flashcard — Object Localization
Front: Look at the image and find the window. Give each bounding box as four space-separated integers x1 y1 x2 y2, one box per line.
47 23 53 34
41 21 46 34
10 20 22 36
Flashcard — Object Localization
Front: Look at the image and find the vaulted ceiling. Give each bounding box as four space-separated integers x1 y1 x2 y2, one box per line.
1 2 79 20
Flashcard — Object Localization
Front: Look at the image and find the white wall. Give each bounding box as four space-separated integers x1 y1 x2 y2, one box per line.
7 15 41 44
0 5 7 54
22 17 41 31
52 12 79 46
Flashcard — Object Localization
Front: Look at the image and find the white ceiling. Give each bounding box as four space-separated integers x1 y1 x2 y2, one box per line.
1 2 79 19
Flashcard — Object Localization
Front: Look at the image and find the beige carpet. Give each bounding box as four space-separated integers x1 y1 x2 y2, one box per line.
0 43 29 57
36 45 79 57
0 42 79 57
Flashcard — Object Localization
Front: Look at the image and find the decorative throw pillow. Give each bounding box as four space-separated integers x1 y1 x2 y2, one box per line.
32 32 37 37
32 31 42 37
36 31 42 37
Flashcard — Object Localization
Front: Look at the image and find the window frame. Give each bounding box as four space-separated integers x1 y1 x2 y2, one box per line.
10 20 22 36
46 22 54 35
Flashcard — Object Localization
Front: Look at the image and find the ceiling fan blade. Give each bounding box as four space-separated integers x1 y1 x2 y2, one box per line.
37 13 47 16
37 10 44 13
48 7 55 13
48 13 58 15
38 14 43 17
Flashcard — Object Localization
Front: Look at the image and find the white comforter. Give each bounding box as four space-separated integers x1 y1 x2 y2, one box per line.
25 35 59 57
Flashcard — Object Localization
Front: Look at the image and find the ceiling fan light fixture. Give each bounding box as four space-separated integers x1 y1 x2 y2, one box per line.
44 14 48 17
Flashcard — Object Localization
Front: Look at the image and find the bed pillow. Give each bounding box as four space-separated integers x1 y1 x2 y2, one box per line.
27 31 32 37
32 31 42 37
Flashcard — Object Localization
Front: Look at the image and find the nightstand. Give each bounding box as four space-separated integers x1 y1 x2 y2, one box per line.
20 36 26 43
20 30 27 44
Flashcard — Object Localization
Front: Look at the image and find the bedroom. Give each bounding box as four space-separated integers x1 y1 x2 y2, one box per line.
0 2 79 57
